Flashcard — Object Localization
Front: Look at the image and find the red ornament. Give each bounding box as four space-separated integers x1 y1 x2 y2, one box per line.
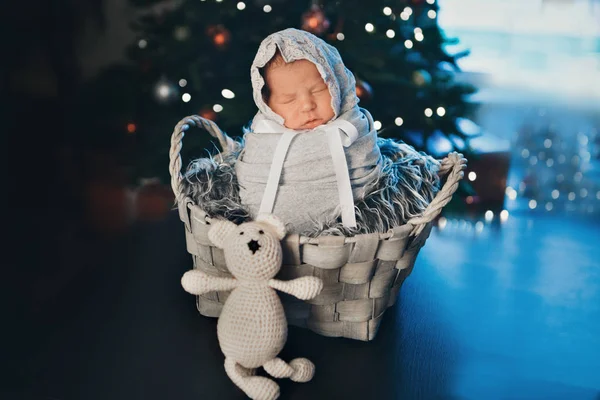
355 78 373 102
206 25 231 48
199 108 217 121
301 4 330 35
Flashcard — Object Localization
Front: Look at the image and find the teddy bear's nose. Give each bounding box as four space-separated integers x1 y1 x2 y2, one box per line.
247 239 261 254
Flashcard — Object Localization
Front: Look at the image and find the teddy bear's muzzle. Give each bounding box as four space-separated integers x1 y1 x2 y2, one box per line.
247 239 261 254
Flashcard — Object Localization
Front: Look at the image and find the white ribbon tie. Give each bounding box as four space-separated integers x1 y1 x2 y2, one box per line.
253 118 359 228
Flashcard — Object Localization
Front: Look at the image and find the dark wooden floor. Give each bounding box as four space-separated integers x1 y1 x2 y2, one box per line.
6 210 600 400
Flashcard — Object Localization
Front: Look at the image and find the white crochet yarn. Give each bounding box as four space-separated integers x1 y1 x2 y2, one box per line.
181 214 323 400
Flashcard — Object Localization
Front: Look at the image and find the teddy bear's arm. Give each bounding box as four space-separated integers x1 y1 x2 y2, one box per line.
181 270 238 295
268 277 323 300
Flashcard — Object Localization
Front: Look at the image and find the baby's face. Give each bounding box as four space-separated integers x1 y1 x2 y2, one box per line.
265 59 335 130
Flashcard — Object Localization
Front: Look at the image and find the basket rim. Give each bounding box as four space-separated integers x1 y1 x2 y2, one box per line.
181 197 424 244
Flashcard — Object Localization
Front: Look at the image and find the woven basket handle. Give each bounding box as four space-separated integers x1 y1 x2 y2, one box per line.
169 115 236 202
406 152 467 236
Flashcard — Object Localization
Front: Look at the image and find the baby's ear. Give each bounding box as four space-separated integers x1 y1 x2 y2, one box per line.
208 219 237 248
256 214 286 240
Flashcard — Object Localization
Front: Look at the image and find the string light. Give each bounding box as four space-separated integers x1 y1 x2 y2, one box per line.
427 0 435 4
263 5 272 12
428 10 437 18
485 210 494 222
336 33 345 41
529 200 537 209
221 89 235 99
374 121 382 130
365 23 374 33
182 93 191 102
127 123 136 134
580 188 588 198
436 106 446 116
400 12 409 20
521 149 530 158
529 156 538 165
386 29 395 38
138 39 148 49
475 221 484 233
424 108 433 117
403 7 413 16
545 202 553 211
551 190 560 199
568 192 576 201
414 27 422 34
179 79 187 87
544 139 552 148
394 117 403 126
157 84 170 99
405 39 413 48
500 210 509 222
415 32 424 41
237 2 246 10
581 151 591 162
468 172 477 181
506 187 518 200
438 217 447 230
213 104 223 112
383 7 392 16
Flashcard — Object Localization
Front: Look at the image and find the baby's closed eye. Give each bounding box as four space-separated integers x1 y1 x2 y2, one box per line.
280 97 296 104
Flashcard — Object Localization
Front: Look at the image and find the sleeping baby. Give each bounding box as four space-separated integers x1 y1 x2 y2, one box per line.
235 28 383 234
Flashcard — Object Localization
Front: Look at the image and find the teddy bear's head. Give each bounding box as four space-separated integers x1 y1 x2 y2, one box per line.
208 214 287 281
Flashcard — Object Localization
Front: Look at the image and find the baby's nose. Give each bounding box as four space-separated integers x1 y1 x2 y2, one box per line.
300 97 316 111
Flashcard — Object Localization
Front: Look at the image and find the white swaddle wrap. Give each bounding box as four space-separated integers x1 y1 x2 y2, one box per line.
236 28 382 234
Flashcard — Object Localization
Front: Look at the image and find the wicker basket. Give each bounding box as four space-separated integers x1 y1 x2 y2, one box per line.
169 115 466 341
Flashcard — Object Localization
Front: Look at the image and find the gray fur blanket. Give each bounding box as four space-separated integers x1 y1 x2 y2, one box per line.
181 137 441 238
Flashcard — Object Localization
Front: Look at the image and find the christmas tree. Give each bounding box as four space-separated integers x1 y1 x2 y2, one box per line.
72 0 476 184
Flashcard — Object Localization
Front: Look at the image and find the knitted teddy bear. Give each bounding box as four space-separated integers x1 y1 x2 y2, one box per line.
181 214 323 400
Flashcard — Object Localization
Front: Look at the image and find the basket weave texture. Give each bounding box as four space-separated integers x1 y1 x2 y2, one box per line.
170 115 466 341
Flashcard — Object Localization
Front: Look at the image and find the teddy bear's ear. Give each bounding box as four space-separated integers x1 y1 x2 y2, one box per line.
256 214 286 240
208 219 237 248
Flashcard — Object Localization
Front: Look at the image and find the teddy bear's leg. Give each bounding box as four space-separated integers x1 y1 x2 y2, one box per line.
237 364 256 378
224 358 280 400
263 357 315 383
